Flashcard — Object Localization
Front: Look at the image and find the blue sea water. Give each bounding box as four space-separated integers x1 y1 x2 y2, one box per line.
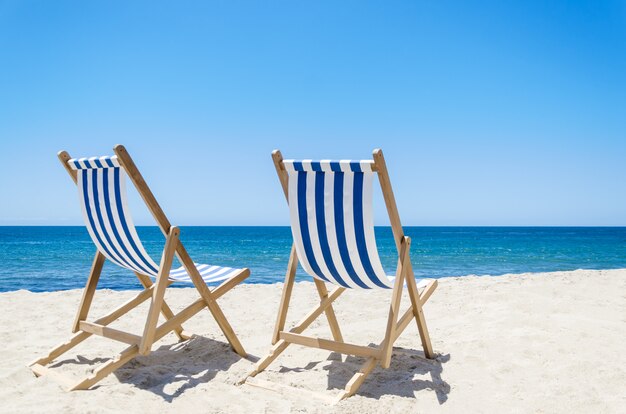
0 226 625 292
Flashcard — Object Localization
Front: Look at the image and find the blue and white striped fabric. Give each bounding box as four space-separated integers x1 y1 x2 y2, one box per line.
283 159 406 290
68 155 242 284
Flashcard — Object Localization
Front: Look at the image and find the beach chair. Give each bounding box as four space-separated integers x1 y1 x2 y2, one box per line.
243 149 438 401
29 145 249 391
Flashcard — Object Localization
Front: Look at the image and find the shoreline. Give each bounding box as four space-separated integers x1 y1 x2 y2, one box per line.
3 267 626 294
4 226 626 292
1 269 625 413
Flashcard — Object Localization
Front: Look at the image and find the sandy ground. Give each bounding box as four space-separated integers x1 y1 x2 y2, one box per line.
0 269 625 413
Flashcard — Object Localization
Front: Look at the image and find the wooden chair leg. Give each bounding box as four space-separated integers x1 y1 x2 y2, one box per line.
139 227 179 355
272 245 298 344
242 286 345 382
30 331 92 371
135 272 187 341
406 263 436 359
176 244 247 358
72 252 105 332
29 285 155 369
203 295 247 357
336 357 378 402
272 246 344 345
413 303 434 358
69 345 140 391
381 237 410 368
245 339 290 380
313 279 344 343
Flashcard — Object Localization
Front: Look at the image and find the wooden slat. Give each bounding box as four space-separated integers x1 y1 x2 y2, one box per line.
79 322 141 345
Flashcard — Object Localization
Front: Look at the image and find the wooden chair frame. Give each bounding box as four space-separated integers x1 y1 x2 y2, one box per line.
29 145 249 391
242 149 437 402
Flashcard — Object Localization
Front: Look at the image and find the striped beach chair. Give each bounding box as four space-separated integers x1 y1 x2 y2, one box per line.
29 145 249 391
243 149 438 401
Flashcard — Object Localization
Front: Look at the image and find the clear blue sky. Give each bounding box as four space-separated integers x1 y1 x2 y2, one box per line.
1 1 625 226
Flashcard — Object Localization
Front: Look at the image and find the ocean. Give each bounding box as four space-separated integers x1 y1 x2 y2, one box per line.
1 226 625 292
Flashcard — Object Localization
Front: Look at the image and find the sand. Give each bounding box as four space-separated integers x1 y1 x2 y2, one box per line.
1 269 625 413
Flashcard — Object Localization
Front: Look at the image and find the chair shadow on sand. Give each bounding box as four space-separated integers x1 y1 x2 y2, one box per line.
49 336 246 403
278 347 451 404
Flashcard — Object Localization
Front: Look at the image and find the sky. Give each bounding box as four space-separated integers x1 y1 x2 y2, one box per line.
0 0 625 226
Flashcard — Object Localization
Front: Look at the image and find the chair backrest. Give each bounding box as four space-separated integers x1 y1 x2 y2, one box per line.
68 156 160 277
283 160 394 289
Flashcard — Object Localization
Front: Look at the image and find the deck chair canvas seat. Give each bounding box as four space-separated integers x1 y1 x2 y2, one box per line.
242 149 438 402
29 145 249 391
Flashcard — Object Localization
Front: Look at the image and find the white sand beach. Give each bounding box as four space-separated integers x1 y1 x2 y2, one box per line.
1 269 625 413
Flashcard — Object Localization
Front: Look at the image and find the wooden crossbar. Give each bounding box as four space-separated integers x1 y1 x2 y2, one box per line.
245 377 337 404
393 280 438 343
280 333 381 358
30 363 78 390
155 299 205 339
29 286 155 368
243 286 345 379
135 272 186 340
291 286 346 334
418 279 438 306
395 308 416 342
79 322 142 345
69 346 140 391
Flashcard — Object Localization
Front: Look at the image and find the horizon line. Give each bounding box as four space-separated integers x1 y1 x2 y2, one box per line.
2 224 626 228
